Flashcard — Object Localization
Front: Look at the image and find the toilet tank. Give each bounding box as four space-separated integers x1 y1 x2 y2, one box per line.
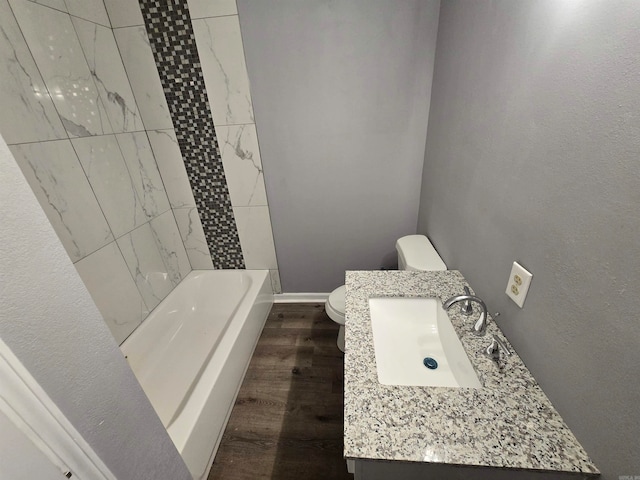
396 235 447 271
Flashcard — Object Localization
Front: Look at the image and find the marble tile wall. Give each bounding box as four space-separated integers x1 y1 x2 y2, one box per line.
125 0 280 290
2 0 282 354
188 0 281 292
137 0 245 270
0 0 213 343
110 4 217 272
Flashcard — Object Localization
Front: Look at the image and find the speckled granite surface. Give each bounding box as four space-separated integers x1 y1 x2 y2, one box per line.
343 270 599 476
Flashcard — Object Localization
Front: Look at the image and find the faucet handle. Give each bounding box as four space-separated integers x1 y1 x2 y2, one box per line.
492 334 512 357
461 286 473 315
485 334 512 364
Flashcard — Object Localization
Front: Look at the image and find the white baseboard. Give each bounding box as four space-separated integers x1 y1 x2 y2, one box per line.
273 293 330 303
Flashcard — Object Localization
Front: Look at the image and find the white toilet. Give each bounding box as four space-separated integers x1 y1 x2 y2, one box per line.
325 235 447 352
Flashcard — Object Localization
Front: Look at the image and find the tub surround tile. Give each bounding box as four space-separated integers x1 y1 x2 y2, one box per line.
75 242 148 344
233 206 278 269
118 221 173 310
113 26 174 131
103 0 144 28
174 207 214 270
138 0 244 269
269 269 282 294
186 0 237 19
4 0 203 354
10 140 113 262
149 211 192 284
216 124 267 207
344 270 600 476
72 135 147 238
192 16 254 126
197 202 245 269
63 0 110 27
0 0 67 144
72 17 144 133
115 131 171 219
9 0 112 137
148 129 197 208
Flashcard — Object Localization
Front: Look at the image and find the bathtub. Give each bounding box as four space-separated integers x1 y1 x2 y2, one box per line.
121 270 273 480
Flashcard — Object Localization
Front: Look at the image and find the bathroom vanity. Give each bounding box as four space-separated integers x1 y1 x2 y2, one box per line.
343 270 599 480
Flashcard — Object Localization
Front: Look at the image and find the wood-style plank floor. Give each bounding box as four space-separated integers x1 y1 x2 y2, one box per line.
207 303 352 480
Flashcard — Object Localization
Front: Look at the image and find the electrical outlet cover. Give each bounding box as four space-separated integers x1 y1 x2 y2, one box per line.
506 261 533 308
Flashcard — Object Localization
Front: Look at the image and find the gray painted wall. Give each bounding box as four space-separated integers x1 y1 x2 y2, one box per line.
418 2 640 478
238 0 441 292
0 134 190 479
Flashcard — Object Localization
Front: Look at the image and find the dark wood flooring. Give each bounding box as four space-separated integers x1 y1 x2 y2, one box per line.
207 303 352 480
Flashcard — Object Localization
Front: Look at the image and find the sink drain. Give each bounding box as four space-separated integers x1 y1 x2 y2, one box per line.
423 357 438 370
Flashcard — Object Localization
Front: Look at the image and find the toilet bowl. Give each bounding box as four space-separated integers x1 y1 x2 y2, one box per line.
325 285 346 351
325 235 447 352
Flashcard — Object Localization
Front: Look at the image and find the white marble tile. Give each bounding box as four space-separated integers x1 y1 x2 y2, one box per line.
174 207 214 270
149 211 192 286
0 0 67 144
117 222 173 310
147 129 196 208
187 0 236 19
103 0 144 28
233 206 278 269
9 0 113 137
115 132 171 220
114 26 174 131
192 16 254 126
72 135 146 238
28 0 67 11
10 139 113 262
63 0 110 27
216 124 267 206
72 17 144 133
75 241 148 344
269 269 282 294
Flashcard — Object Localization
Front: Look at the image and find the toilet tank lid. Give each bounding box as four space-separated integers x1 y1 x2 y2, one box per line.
396 235 447 271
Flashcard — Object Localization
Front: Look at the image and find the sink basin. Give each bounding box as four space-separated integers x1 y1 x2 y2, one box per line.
368 297 481 388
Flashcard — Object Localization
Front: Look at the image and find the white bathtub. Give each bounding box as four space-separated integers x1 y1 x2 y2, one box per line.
121 270 273 480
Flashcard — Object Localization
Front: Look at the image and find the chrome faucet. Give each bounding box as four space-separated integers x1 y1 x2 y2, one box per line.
442 290 488 336
461 286 473 315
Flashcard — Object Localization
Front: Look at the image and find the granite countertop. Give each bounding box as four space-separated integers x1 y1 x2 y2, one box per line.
343 270 599 476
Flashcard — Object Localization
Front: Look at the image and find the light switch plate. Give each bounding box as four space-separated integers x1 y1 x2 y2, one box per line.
505 261 533 308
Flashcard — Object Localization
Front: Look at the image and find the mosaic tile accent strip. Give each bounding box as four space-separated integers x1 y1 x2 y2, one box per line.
137 0 244 268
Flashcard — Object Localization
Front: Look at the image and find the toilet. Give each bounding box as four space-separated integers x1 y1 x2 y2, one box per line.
325 235 447 352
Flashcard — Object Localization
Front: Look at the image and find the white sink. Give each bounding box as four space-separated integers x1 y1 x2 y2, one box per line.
368 297 481 388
